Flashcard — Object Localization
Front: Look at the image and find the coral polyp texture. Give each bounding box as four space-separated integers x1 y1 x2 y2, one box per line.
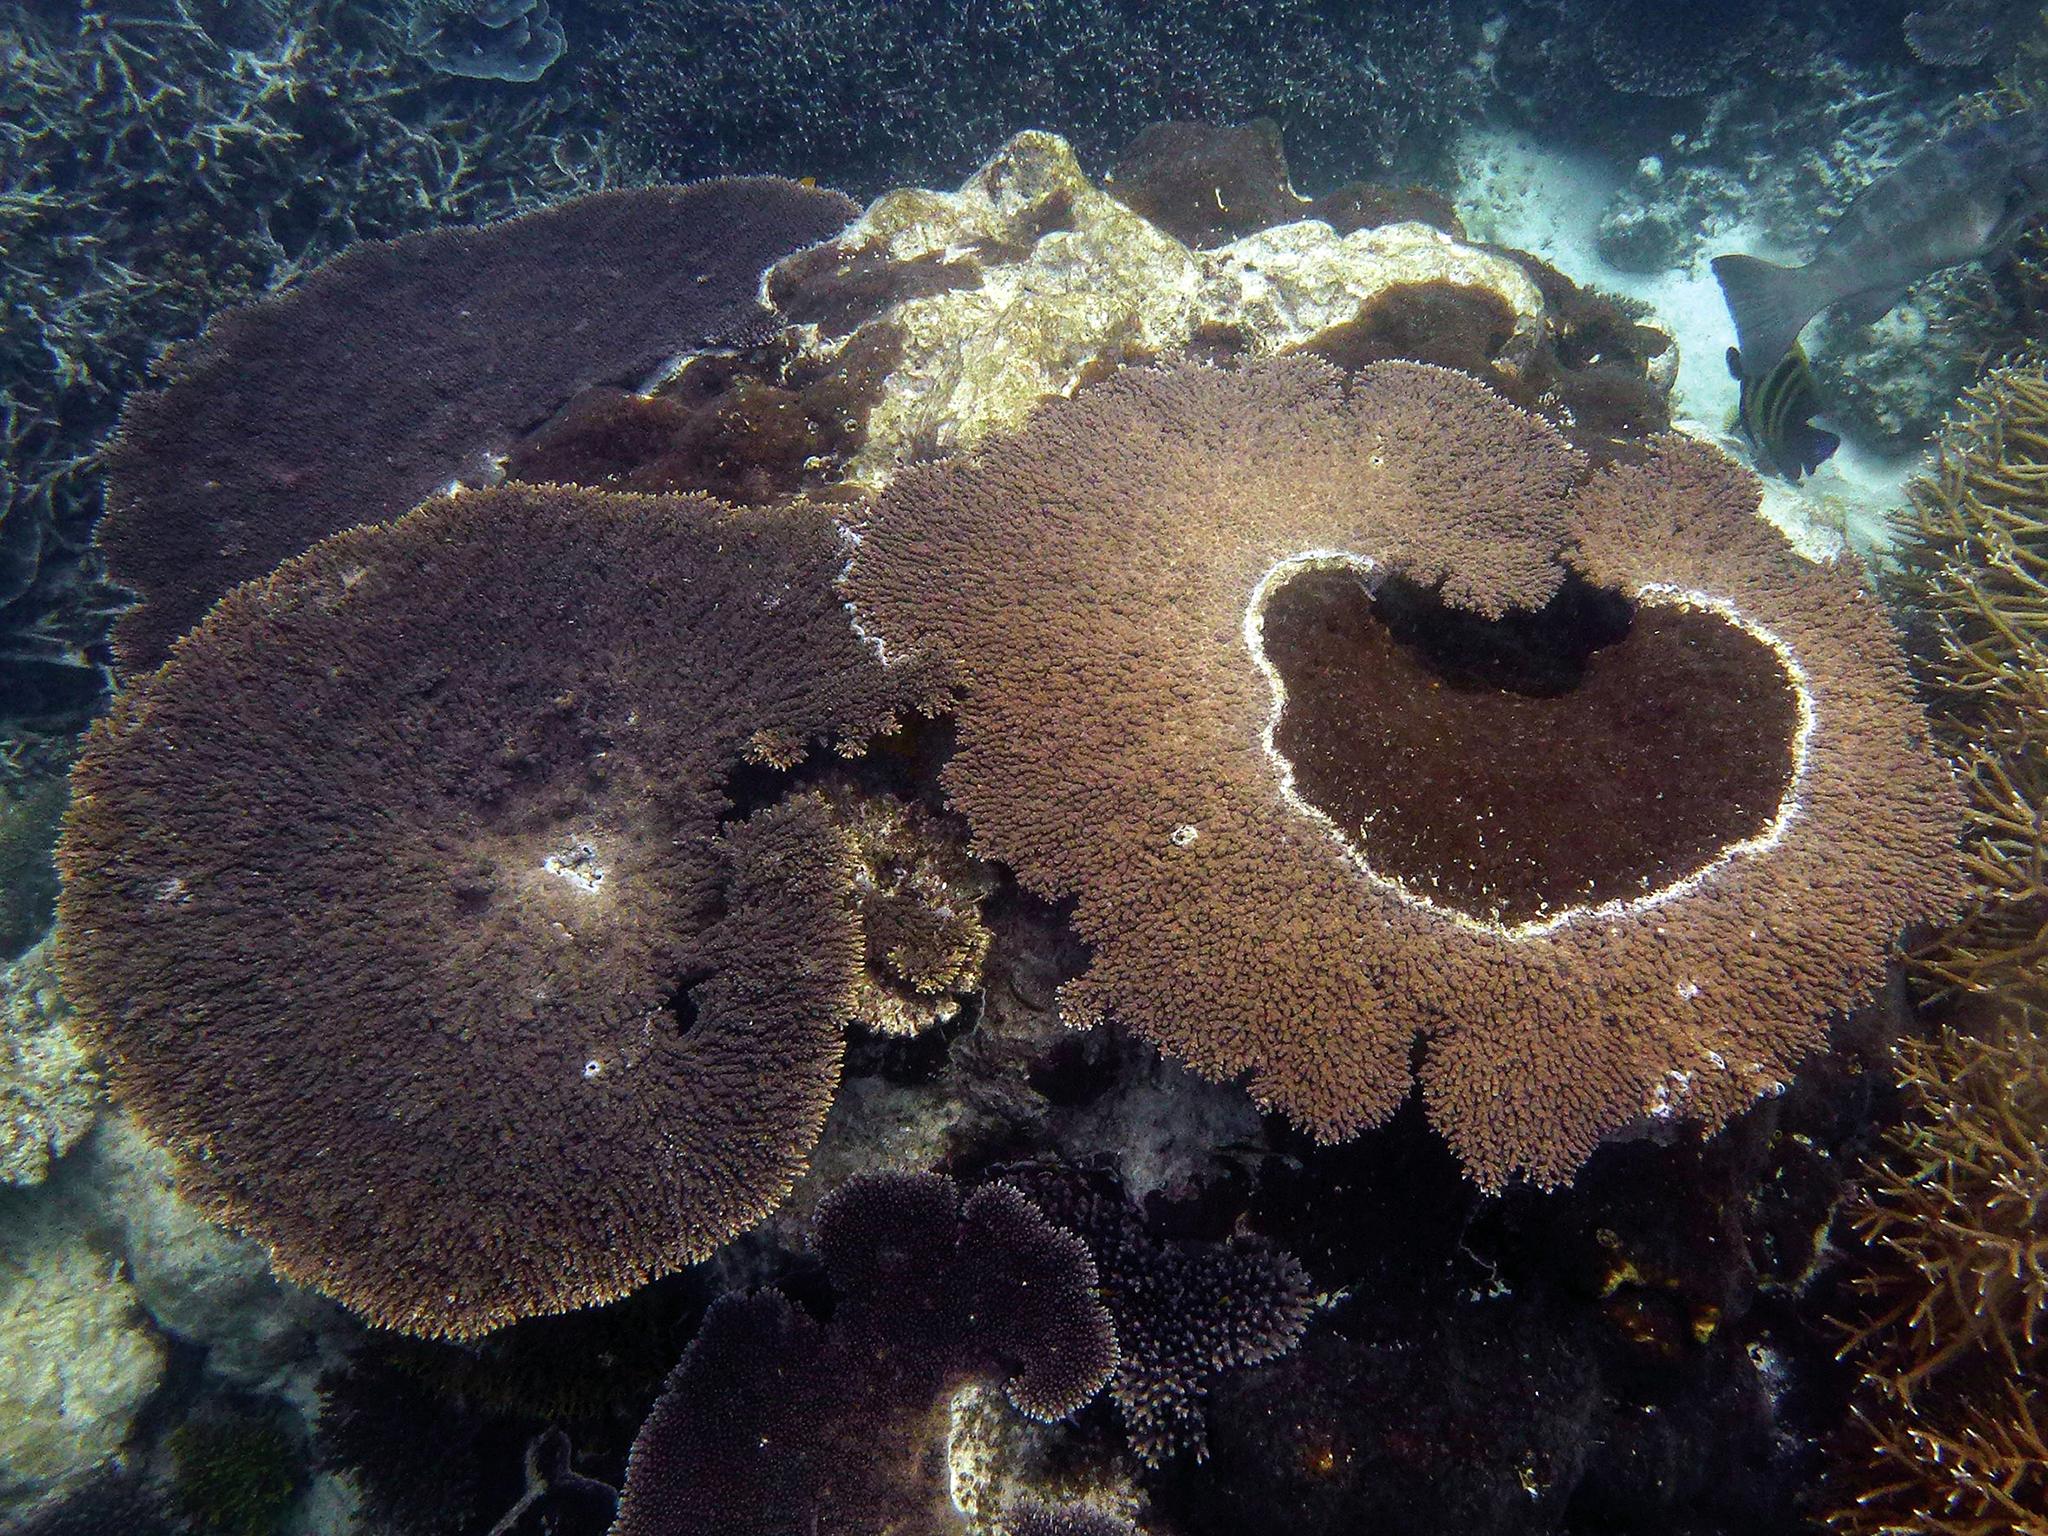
1004 1164 1315 1465
848 356 1963 1187
100 178 857 672
56 484 942 1337
610 1172 1117 1536
1890 364 2048 998
1826 998 2048 1533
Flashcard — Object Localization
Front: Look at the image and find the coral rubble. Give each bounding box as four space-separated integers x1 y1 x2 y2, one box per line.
0 937 97 1188
58 485 938 1336
849 356 1961 1186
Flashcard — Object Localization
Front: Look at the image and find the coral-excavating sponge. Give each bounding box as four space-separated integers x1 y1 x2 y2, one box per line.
847 356 1964 1188
57 484 940 1338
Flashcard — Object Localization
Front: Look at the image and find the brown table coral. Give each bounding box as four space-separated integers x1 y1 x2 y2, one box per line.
847 356 1963 1187
100 178 857 672
58 484 940 1337
611 1172 1118 1536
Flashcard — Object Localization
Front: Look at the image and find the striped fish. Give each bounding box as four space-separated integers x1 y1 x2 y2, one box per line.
1727 343 1840 482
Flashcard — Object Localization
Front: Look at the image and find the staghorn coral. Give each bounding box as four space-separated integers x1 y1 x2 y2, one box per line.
1891 364 2048 997
1825 998 2048 1534
610 1172 1117 1535
58 484 942 1337
1003 1163 1315 1465
101 177 856 672
849 356 1962 1187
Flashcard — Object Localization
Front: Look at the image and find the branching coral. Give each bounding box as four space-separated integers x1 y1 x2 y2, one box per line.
57 484 942 1336
611 1172 1117 1535
101 176 855 671
849 356 1962 1187
0 0 609 717
584 0 1480 198
1826 999 2048 1534
1003 1163 1315 1465
1891 364 2048 996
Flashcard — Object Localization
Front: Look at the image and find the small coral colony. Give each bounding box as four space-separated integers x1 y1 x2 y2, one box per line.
10 11 2048 1536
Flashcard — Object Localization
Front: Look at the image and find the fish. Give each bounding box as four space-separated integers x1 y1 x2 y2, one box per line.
1714 109 2048 382
1727 342 1840 481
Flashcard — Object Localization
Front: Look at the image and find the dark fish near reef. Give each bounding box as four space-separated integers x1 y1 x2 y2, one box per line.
1727 342 1840 481
1714 110 2048 380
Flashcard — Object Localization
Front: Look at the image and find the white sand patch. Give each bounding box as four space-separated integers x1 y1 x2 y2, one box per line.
1454 126 1921 562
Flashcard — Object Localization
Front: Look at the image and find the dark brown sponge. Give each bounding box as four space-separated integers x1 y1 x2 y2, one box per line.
100 179 857 671
58 484 940 1337
847 358 1963 1187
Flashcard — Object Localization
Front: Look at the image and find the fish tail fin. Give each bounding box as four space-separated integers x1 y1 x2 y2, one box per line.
1712 253 1826 375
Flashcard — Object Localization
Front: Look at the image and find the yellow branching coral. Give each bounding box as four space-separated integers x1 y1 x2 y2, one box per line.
1826 999 2048 1534
1892 364 2048 996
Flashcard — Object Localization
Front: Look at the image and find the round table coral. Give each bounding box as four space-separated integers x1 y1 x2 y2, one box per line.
847 356 1963 1187
58 484 935 1336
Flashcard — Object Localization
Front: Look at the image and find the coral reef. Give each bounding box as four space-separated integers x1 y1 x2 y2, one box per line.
58 485 941 1336
0 936 97 1188
101 177 855 671
763 131 1548 487
1889 364 2048 996
0 0 605 722
1824 997 2048 1533
848 356 1962 1186
404 0 565 81
0 767 66 960
610 1172 1117 1535
584 0 1481 196
164 1408 305 1536
0 1186 166 1517
1103 119 1464 251
824 782 996 1037
1003 1163 1315 1464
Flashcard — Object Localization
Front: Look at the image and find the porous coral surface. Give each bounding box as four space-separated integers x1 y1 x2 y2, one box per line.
58 484 939 1336
849 356 1963 1186
100 178 857 672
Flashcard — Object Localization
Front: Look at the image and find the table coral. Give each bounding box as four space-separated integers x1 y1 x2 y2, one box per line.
611 1172 1116 1536
848 355 1962 1187
100 178 857 671
58 484 941 1337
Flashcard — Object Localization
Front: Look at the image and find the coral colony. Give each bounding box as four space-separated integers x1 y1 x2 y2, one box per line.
6 3 2048 1532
